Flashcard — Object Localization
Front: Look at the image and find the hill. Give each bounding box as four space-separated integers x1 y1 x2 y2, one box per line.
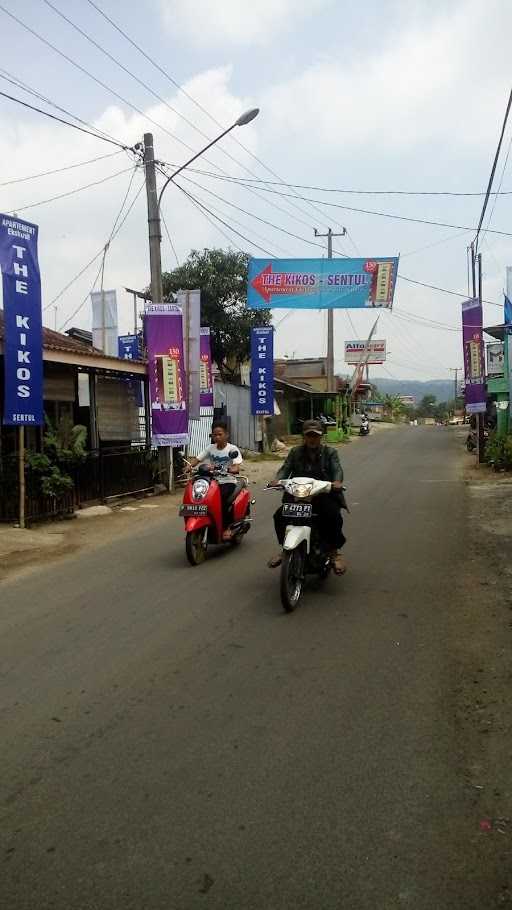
370 378 454 403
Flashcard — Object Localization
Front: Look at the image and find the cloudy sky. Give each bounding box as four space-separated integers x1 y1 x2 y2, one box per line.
1 0 511 380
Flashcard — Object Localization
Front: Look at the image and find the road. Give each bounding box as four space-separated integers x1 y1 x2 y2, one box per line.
0 426 506 909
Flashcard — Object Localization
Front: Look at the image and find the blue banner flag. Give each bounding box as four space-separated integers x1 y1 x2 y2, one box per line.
504 293 512 326
251 327 274 416
1 214 43 426
247 256 399 310
118 334 140 360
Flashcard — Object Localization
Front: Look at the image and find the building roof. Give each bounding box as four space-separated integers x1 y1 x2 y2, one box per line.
0 310 146 375
0 309 105 357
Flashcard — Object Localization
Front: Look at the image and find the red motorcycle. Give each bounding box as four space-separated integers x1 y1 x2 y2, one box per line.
180 465 252 565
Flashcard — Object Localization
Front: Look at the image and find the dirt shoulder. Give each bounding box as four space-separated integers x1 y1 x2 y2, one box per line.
449 444 512 887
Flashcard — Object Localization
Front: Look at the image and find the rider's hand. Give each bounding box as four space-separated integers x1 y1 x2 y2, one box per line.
331 480 343 491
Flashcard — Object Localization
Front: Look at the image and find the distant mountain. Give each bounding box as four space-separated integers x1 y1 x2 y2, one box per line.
371 378 454 403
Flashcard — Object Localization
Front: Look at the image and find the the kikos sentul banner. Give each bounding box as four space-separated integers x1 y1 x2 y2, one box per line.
247 257 399 310
0 214 44 426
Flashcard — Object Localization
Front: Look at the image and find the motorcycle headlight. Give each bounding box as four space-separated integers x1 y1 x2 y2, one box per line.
192 478 209 500
290 481 314 498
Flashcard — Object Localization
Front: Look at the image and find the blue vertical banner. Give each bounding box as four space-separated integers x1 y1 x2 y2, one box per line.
250 327 274 416
0 214 43 426
118 334 140 360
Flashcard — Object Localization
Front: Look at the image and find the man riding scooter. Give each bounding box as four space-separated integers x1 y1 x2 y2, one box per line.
188 421 242 541
267 419 347 575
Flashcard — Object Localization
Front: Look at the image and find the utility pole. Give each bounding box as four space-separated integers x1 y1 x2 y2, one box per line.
449 367 459 414
144 133 163 306
314 227 346 391
469 243 486 464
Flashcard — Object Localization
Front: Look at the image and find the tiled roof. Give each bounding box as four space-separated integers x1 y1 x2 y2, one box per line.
0 310 125 359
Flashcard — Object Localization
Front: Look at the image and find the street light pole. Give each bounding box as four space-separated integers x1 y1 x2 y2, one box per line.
449 367 459 414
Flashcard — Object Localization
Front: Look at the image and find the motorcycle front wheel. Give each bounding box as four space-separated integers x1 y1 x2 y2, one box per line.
280 544 305 613
186 530 207 566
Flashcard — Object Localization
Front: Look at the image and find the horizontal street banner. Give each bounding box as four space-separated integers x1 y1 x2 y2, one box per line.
247 257 399 310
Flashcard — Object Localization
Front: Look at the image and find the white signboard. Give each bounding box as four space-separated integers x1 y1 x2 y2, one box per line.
486 341 504 377
345 339 386 365
91 289 118 357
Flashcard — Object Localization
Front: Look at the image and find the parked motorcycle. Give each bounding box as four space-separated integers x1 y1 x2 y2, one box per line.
359 416 370 437
466 428 489 453
268 477 347 612
180 464 252 565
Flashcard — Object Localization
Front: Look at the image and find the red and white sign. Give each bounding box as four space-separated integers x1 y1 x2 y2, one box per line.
344 339 386 365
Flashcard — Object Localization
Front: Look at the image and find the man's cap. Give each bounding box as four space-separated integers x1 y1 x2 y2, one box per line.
302 419 324 436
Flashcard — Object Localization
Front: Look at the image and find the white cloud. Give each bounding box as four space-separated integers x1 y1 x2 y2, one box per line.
160 0 330 47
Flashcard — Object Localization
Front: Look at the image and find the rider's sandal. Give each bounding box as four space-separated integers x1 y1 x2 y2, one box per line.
331 554 347 576
267 553 283 568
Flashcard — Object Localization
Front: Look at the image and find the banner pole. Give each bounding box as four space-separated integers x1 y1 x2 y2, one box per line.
18 426 25 529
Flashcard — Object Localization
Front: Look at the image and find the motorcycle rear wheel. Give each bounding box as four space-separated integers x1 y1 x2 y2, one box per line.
280 544 305 613
186 530 207 566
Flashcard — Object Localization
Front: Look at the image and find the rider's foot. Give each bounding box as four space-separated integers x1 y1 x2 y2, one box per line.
267 552 283 568
330 551 347 575
222 528 234 542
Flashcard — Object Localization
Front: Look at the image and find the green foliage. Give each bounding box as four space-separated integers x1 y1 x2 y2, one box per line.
161 248 272 378
26 416 88 500
485 432 512 470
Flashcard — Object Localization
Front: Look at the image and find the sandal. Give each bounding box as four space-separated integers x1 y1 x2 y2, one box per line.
222 529 234 542
331 553 347 576
267 553 283 568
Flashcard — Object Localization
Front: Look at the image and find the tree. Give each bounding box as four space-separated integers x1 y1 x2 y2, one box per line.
161 249 272 380
416 394 437 417
383 394 406 420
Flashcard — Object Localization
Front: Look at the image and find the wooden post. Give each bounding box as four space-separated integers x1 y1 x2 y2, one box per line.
18 426 25 529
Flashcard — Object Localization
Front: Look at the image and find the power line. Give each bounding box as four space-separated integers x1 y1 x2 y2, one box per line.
10 164 138 214
397 274 501 307
58 175 145 329
160 209 180 269
0 149 123 187
474 87 512 252
0 67 132 150
172 181 276 257
0 87 131 151
190 176 512 238
83 0 348 237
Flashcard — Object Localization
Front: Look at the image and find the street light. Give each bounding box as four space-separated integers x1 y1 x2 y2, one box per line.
157 107 260 212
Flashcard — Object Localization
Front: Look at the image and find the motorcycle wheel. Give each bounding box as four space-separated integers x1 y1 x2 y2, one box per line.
186 530 207 566
280 544 305 613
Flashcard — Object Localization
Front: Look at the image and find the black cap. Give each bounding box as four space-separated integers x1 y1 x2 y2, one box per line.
302 419 324 436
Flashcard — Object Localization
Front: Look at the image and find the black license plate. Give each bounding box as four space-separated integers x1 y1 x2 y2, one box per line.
282 502 312 519
179 504 208 517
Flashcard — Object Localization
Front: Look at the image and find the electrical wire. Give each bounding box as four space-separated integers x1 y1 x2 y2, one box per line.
0 149 123 187
83 0 349 237
0 88 131 150
56 174 145 327
474 87 512 252
160 209 180 269
0 67 133 151
172 181 276 256
397 274 500 307
190 176 512 238
10 164 138 214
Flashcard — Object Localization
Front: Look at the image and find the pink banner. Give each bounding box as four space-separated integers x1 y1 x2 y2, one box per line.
200 327 214 408
145 304 189 446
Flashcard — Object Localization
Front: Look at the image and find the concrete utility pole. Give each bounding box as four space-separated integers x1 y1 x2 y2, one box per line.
314 227 346 391
143 133 163 306
449 367 459 413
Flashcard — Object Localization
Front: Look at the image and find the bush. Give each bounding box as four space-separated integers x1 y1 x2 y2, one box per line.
485 432 512 470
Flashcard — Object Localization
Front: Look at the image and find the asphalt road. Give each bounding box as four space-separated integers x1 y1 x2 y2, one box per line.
0 427 501 909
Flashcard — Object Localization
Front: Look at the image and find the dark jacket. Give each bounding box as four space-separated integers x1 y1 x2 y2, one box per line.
276 444 344 483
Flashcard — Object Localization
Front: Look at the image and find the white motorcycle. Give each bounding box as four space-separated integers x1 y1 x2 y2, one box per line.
269 477 345 612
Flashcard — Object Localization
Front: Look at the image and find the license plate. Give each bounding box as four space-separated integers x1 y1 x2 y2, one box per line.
282 502 312 519
179 504 208 517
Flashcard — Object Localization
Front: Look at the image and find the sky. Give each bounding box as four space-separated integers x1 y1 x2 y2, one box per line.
1 0 511 381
